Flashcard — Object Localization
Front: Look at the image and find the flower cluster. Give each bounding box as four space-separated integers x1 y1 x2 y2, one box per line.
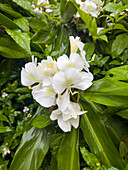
21 36 93 132
32 0 52 13
76 0 103 18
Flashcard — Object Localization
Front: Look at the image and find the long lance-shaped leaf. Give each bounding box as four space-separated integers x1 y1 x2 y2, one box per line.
80 100 125 169
83 79 128 106
9 127 51 170
57 128 80 170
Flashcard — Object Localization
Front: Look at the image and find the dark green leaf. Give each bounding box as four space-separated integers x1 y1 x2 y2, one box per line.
32 26 56 44
112 34 128 58
0 37 30 58
116 109 128 119
10 127 51 170
0 3 22 18
54 25 70 55
0 13 18 29
60 1 77 24
57 128 80 170
80 101 125 169
0 115 8 122
119 136 128 164
31 113 51 128
84 43 95 61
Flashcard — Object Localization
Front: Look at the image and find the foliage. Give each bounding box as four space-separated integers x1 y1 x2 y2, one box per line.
0 0 128 169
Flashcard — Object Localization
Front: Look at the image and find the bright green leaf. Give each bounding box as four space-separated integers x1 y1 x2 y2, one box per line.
31 113 51 128
105 65 128 80
57 128 80 170
112 34 128 58
10 127 51 170
13 17 29 32
0 127 14 133
6 28 31 53
116 109 128 119
83 79 128 106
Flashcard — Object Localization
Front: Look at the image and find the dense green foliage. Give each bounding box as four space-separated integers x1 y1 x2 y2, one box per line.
0 0 128 169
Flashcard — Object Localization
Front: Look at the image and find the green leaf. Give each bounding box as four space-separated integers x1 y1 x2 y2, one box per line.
10 127 51 170
57 128 80 170
50 133 63 170
0 115 8 122
105 116 128 146
13 17 29 32
0 13 18 29
0 37 30 58
80 147 100 169
112 34 128 58
0 3 22 18
6 28 31 53
0 127 14 133
93 35 108 42
27 17 48 32
32 26 56 44
31 113 51 128
60 1 77 23
84 43 95 61
105 65 128 80
54 25 70 55
80 101 125 169
116 109 128 119
119 136 128 164
12 0 35 15
83 79 128 106
60 0 67 16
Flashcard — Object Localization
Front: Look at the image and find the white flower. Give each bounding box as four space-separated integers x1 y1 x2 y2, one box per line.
69 36 84 53
21 56 41 86
52 68 93 110
50 102 87 132
82 1 98 18
32 77 56 107
38 56 58 77
57 53 84 71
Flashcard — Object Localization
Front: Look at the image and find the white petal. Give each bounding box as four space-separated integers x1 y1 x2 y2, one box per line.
58 116 71 132
70 116 79 129
32 86 56 107
57 54 70 71
50 109 61 120
52 71 66 94
21 62 39 86
70 53 84 71
57 90 70 112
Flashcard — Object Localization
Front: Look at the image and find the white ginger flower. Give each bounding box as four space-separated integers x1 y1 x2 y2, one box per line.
50 102 87 132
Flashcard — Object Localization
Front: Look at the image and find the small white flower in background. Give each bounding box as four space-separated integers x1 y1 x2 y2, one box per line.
3 148 10 155
2 92 8 98
23 106 29 113
76 0 103 18
21 36 93 132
